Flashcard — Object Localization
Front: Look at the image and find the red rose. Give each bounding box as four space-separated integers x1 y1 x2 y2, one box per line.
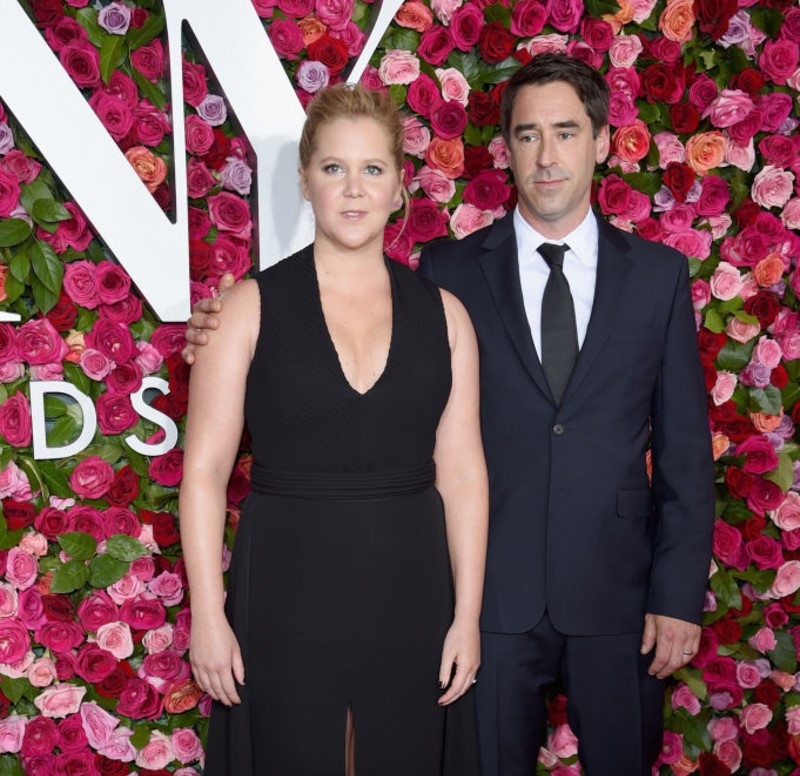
463 145 494 179
698 752 732 776
771 363 789 389
406 198 449 243
430 101 468 140
55 749 98 776
107 465 140 506
2 499 36 530
74 644 117 683
641 63 683 104
205 129 233 170
478 22 515 64
647 37 682 64
580 17 614 52
711 618 742 644
166 353 191 406
468 91 500 127
189 239 214 279
46 292 78 332
693 0 739 40
763 602 789 629
744 291 781 328
753 679 782 709
663 162 696 202
547 693 569 727
724 467 754 499
35 507 68 541
463 170 511 211
417 26 455 66
731 68 766 95
42 594 76 623
307 34 350 74
30 0 65 27
95 755 132 776
227 461 252 505
96 665 132 699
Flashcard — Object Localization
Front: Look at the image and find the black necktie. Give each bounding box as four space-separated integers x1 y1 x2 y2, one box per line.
539 242 578 404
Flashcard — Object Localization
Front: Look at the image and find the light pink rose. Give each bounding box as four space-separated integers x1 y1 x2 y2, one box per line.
753 336 783 369
148 572 184 607
5 548 37 590
79 348 114 380
692 278 711 310
781 198 800 229
135 730 174 770
97 726 136 762
0 583 17 618
135 341 164 374
771 491 800 531
786 706 800 735
547 723 578 759
33 685 86 718
431 0 462 24
414 165 456 204
751 164 795 209
726 317 760 344
142 624 174 654
741 702 773 734
171 728 204 764
749 625 778 652
663 229 712 261
378 50 420 85
671 685 702 714
608 34 643 67
703 89 755 128
175 768 201 776
435 67 470 106
94 621 134 659
654 132 686 167
0 716 26 754
710 261 743 300
19 532 48 558
630 0 658 22
450 203 496 239
770 670 795 691
487 135 509 169
402 116 431 158
0 461 34 500
725 137 755 172
711 371 737 406
713 739 742 773
708 716 740 742
772 561 800 598
735 660 764 689
27 657 57 688
524 33 569 56
80 701 119 748
108 572 146 605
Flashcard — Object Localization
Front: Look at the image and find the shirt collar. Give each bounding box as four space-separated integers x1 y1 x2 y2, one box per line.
513 207 598 268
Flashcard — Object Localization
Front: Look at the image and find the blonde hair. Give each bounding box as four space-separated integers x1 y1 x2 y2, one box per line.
299 84 406 175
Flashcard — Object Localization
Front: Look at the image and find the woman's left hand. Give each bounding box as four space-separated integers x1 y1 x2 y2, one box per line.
437 618 480 706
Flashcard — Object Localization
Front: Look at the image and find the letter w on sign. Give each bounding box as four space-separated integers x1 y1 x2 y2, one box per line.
0 0 403 321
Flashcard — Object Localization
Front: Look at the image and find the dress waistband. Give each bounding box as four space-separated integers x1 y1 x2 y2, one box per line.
250 462 436 500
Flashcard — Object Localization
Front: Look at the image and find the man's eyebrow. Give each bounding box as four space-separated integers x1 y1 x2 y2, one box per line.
513 119 582 134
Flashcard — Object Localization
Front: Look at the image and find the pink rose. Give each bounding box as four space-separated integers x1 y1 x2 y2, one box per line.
0 716 26 754
142 623 174 654
609 34 643 68
431 0 461 24
108 572 146 605
709 262 743 301
148 572 184 607
70 456 114 500
184 114 214 156
97 726 136 761
403 118 432 160
149 448 184 487
171 728 203 764
547 723 578 758
735 660 764 689
781 198 800 230
753 336 782 369
759 39 800 86
654 132 686 167
135 730 174 770
726 317 760 344
787 706 800 736
63 260 100 309
208 192 253 240
771 491 800 531
33 685 86 719
713 740 742 772
725 138 756 173
79 701 119 749
546 0 582 33
78 590 118 632
0 582 17 617
95 621 134 659
0 392 32 447
5 547 37 590
751 164 795 210
435 67 470 106
708 716 740 742
691 278 711 310
27 657 56 688
15 318 68 365
703 89 755 128
671 684 702 714
0 170 21 218
378 50 420 85
0 618 30 666
741 702 773 734
769 560 800 597
711 371 737 406
607 92 639 128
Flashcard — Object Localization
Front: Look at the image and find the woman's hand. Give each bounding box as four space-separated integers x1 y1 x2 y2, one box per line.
190 612 245 707
437 618 480 706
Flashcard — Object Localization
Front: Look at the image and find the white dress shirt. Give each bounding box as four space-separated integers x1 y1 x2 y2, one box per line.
514 207 599 360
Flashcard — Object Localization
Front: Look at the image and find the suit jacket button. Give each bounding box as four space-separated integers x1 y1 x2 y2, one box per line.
552 424 564 435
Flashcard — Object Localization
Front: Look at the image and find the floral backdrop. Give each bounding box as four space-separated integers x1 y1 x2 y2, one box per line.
0 0 798 773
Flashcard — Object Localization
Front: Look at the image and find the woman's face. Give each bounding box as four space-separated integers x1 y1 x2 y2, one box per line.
300 116 403 256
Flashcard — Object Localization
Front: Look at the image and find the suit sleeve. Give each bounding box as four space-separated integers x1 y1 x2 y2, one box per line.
647 258 715 624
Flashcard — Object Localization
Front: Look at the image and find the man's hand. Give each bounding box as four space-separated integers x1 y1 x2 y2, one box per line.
641 613 700 679
181 273 236 365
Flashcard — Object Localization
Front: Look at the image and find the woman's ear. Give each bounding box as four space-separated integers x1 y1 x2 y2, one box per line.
299 167 310 201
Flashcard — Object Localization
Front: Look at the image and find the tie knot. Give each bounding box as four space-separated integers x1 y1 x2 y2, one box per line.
538 242 569 269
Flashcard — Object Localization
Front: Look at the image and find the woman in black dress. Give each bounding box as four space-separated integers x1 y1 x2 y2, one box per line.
179 84 488 775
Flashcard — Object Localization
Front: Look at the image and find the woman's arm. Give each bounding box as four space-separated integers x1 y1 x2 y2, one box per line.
434 288 489 706
178 279 260 706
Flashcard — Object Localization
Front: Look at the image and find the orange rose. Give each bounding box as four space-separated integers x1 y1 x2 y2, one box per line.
750 410 783 433
658 0 695 44
613 119 652 163
395 1 433 31
754 253 785 287
425 136 465 179
604 0 634 32
298 15 327 47
164 678 204 713
711 432 730 460
124 146 167 193
0 264 7 303
685 131 727 176
65 330 85 364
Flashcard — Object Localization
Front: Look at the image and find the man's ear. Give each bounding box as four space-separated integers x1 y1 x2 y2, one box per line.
596 125 611 165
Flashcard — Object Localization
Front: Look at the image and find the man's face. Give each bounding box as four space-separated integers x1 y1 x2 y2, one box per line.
507 81 609 239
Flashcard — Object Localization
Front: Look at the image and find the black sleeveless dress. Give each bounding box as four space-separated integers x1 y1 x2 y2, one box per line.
203 245 479 775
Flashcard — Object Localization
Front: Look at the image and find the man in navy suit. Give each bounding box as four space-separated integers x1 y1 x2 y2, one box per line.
418 53 714 775
184 53 714 775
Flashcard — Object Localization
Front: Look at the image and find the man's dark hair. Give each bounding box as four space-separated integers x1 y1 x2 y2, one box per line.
500 53 611 140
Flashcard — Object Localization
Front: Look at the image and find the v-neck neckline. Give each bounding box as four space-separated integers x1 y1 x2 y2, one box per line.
309 250 396 398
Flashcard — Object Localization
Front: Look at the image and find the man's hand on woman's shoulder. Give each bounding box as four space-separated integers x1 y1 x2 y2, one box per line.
181 272 236 364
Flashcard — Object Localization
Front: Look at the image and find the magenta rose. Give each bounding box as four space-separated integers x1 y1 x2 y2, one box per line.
712 520 744 567
15 318 68 365
88 92 134 141
406 198 449 243
430 100 468 140
105 361 143 394
546 0 582 33
184 114 215 156
132 99 171 147
0 149 42 184
44 17 87 52
20 716 58 758
182 58 208 107
68 506 107 541
510 0 547 36
759 39 800 86
101 294 144 326
140 650 190 685
450 3 484 49
406 73 443 119
103 507 140 539
0 618 31 664
746 535 783 570
69 456 114 500
0 169 21 217
210 235 251 281
57 715 88 753
0 392 32 447
171 728 203 764
87 316 136 364
417 26 455 66
208 191 253 240
116 677 163 719
736 436 779 474
120 595 167 631
36 621 84 654
74 645 117 684
150 324 186 358
96 392 137 435
696 175 731 217
759 92 794 133
463 169 511 211
59 42 100 88
77 591 118 632
131 39 164 81
94 261 132 305
747 476 784 516
63 260 100 309
53 749 96 774
149 448 184 487
186 157 217 200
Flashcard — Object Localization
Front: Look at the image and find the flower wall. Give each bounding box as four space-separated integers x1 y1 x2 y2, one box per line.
0 0 799 773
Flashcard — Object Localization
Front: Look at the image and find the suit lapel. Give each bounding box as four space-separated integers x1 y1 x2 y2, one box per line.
561 217 634 404
478 214 553 400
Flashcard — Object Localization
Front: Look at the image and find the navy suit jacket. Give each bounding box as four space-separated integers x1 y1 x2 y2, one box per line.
420 212 714 636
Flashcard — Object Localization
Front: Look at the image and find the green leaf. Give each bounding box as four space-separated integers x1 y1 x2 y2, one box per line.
19 180 53 212
388 84 408 107
672 667 707 700
716 339 756 371
709 567 742 610
9 251 30 283
0 528 23 550
50 559 90 594
750 6 784 37
1 271 24 304
43 414 85 450
446 51 481 86
764 452 795 493
129 724 152 749
58 532 98 562
0 676 26 705
483 5 511 25
64 362 93 396
0 753 25 776
733 310 759 327
768 628 798 673
31 275 59 316
748 385 782 416
128 10 165 50
100 35 128 85
31 198 71 226
584 0 621 15
106 533 148 562
30 241 64 295
673 707 712 750
389 28 420 52
89 554 130 588
37 460 72 499
622 171 661 196
132 68 167 111
781 383 800 413
703 308 725 334
479 57 521 86
0 218 32 247
76 7 106 47
637 101 662 126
